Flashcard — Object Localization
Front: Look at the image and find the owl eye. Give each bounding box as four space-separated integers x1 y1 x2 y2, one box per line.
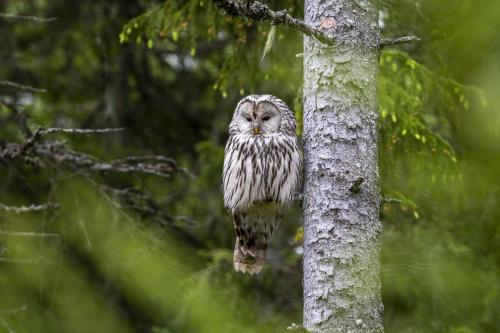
246 117 252 122
262 116 270 121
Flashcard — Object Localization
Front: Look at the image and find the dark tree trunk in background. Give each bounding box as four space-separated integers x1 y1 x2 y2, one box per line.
302 0 383 331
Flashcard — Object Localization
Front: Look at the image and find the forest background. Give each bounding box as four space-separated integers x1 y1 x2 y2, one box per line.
0 0 499 332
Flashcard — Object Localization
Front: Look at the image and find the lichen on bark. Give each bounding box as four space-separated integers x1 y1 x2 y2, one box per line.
302 0 383 332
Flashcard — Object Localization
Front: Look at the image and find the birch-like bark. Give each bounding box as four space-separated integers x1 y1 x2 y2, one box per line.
302 0 383 332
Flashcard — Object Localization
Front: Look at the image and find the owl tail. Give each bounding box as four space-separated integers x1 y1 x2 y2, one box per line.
233 238 266 275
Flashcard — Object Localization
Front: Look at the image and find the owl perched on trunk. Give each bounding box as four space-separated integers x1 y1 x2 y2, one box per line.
223 95 301 275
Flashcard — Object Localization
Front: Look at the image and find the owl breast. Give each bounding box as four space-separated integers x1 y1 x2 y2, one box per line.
223 133 300 212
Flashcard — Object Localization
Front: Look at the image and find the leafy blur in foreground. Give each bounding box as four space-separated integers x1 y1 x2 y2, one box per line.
1 0 499 332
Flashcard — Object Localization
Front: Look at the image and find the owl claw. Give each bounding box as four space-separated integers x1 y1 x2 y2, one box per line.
234 260 265 275
233 241 266 275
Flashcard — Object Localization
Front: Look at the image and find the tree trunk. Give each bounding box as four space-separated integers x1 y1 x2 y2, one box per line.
302 0 383 332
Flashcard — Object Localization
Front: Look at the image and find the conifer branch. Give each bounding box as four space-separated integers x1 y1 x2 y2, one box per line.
213 0 335 45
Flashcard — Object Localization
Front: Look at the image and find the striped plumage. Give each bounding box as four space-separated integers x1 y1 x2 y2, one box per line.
223 95 301 274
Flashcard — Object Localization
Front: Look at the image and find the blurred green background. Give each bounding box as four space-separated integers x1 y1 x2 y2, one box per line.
0 0 499 332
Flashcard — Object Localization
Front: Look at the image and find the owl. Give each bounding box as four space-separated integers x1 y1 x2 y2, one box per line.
223 94 301 275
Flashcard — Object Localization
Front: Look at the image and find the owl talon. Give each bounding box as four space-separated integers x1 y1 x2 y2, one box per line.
234 259 265 275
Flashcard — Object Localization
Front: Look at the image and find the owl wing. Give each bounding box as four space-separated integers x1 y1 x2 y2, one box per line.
223 134 301 210
223 135 260 211
268 135 301 205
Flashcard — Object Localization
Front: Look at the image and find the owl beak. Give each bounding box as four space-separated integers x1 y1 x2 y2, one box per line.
253 127 261 135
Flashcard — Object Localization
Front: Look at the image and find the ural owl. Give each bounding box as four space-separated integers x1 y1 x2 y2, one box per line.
223 94 301 274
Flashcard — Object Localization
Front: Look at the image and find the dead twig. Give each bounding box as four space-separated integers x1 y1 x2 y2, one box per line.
0 12 57 23
0 202 60 213
381 197 402 204
0 230 60 238
1 127 124 160
0 80 46 93
380 35 421 46
33 143 177 178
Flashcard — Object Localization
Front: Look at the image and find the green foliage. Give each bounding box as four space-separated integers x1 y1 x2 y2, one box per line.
1 0 500 332
119 0 303 99
379 50 485 165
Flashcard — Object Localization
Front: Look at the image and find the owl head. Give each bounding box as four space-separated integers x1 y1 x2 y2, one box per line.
229 95 296 136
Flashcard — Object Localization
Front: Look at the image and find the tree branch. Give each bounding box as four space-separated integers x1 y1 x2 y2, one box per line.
0 202 60 213
0 230 60 238
1 127 124 159
380 35 421 46
33 143 178 178
0 123 183 238
0 80 46 93
212 0 334 45
39 127 125 136
213 0 420 48
0 126 180 180
0 12 57 23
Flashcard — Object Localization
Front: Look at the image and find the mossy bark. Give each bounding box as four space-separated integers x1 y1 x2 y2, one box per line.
302 0 383 332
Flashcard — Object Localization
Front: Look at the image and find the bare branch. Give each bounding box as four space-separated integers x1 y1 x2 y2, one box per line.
0 12 57 23
0 80 46 93
33 143 178 178
39 127 125 136
0 202 60 213
380 35 421 46
1 127 124 159
111 155 177 165
90 160 176 178
213 0 334 45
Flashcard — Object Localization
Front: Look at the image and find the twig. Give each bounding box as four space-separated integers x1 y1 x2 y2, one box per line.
39 127 125 135
212 0 334 45
0 80 46 93
380 35 421 46
0 202 60 213
111 155 177 165
0 12 57 22
1 127 124 159
33 143 177 178
0 230 60 238
0 305 27 315
381 197 402 204
0 257 55 264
